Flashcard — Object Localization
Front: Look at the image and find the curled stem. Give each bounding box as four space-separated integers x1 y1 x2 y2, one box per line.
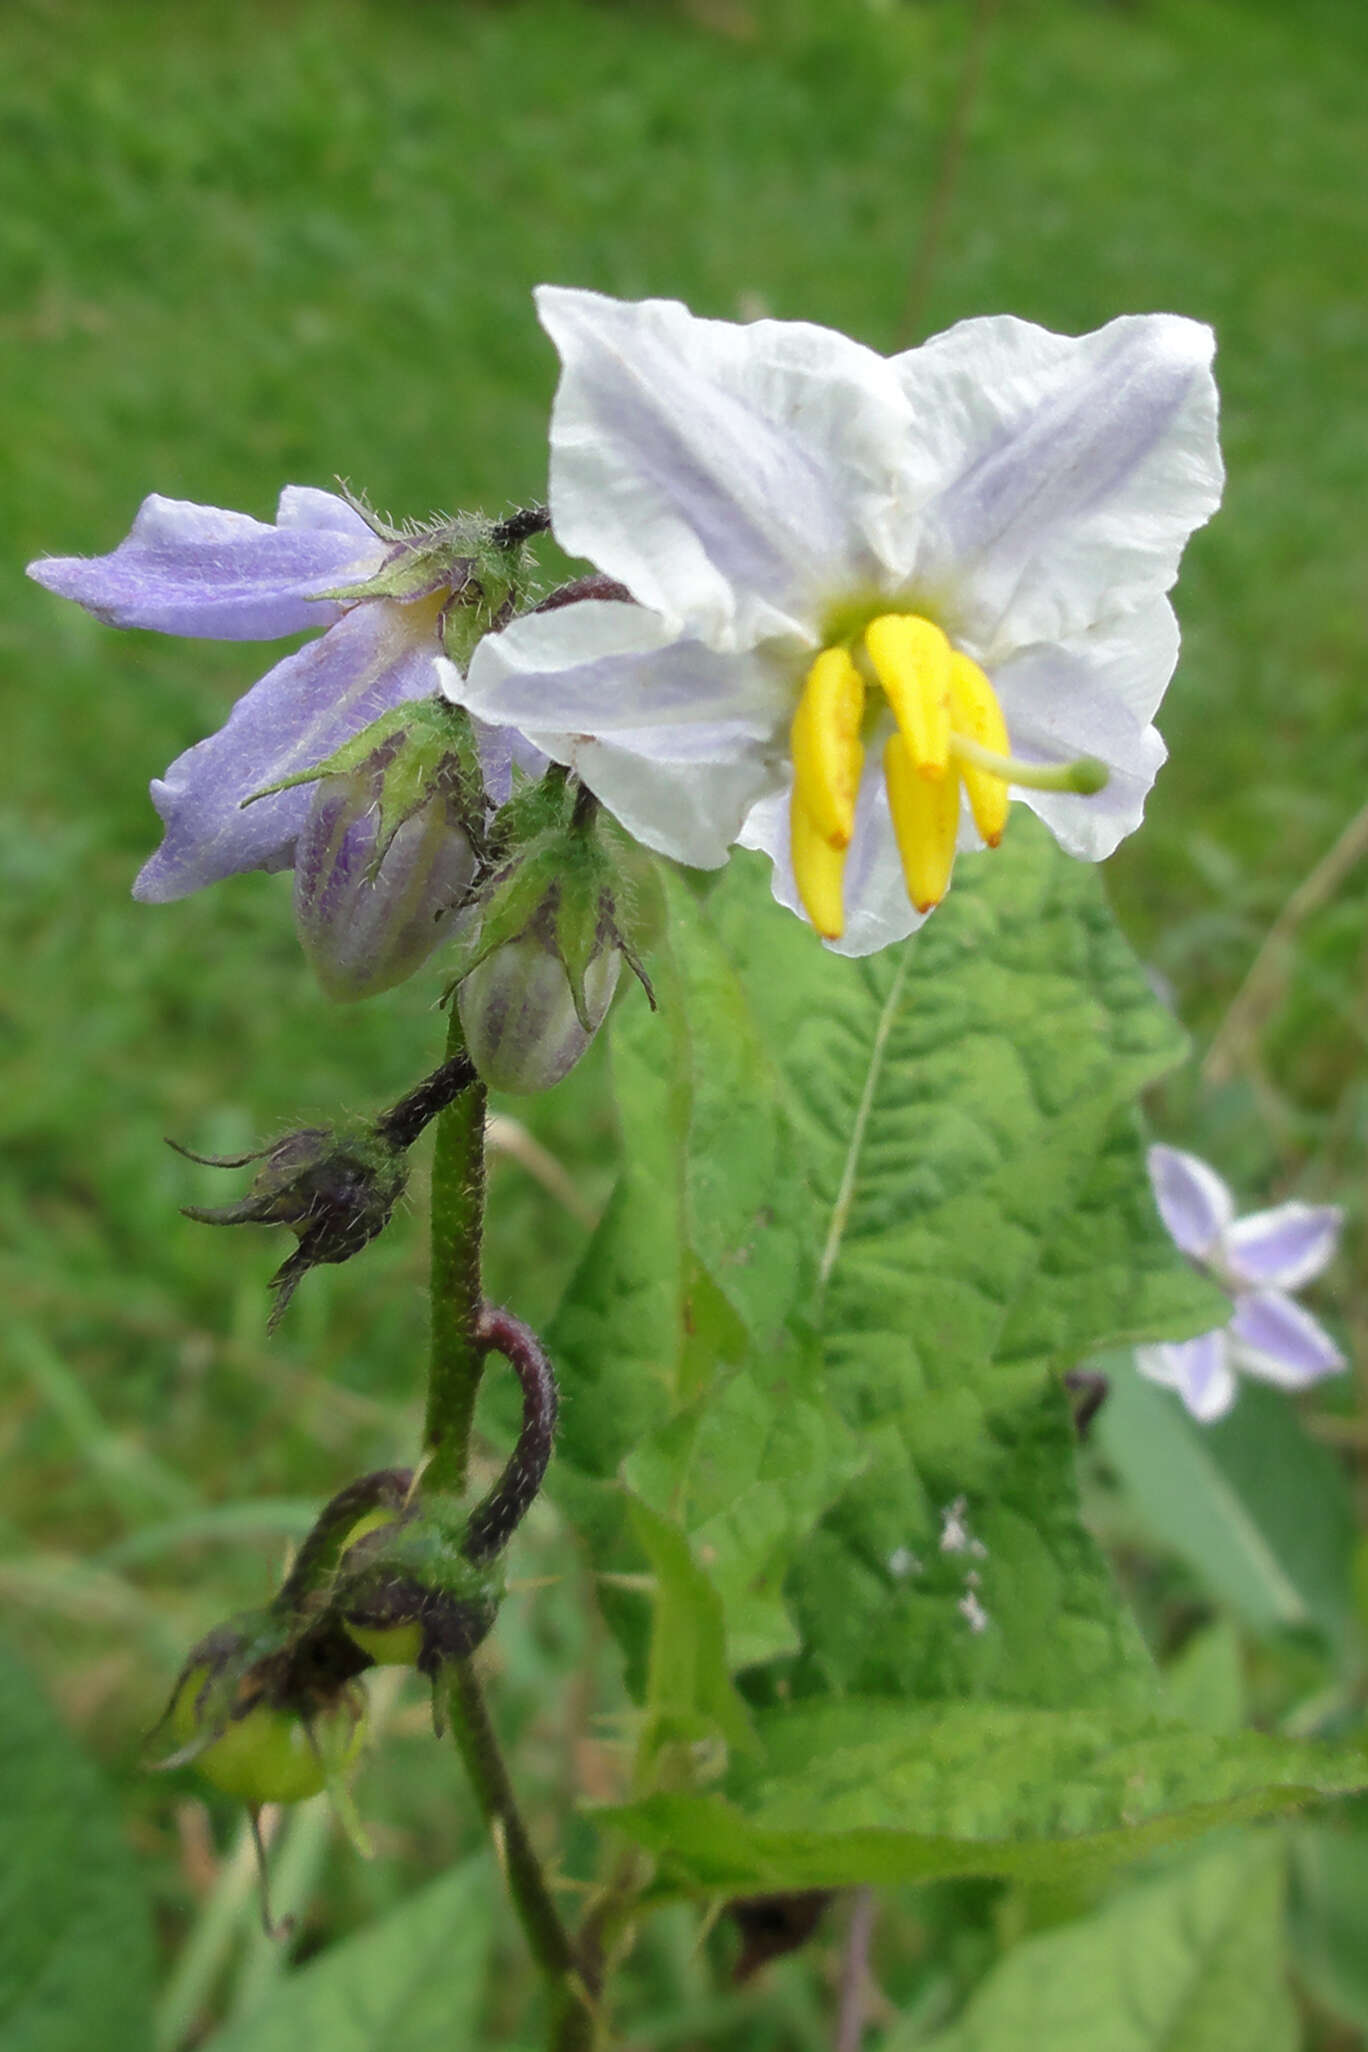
462 1306 559 1565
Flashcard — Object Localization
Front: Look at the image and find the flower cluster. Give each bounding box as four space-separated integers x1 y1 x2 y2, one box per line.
447 288 1223 953
1138 1144 1344 1421
28 285 1223 1026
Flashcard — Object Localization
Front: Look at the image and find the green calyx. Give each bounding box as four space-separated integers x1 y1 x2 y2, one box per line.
154 1605 370 1807
313 512 538 669
334 1493 505 1677
443 781 652 1033
242 696 489 882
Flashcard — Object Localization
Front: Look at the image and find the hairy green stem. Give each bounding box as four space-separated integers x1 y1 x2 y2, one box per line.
447 1662 598 2050
423 1013 488 1493
423 1017 595 2046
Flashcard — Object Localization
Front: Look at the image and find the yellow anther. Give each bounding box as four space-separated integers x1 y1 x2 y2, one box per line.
864 614 952 779
884 733 960 912
948 653 1010 846
790 647 865 849
790 788 848 940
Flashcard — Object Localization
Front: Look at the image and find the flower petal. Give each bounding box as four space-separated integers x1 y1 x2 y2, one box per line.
1134 1331 1237 1422
27 490 383 641
738 769 933 957
1147 1143 1236 1261
133 602 442 901
990 602 1176 861
890 313 1222 658
450 601 788 867
1228 1289 1345 1390
1223 1203 1342 1291
536 286 918 651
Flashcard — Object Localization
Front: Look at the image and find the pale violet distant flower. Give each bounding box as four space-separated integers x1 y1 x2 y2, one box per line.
1136 1143 1345 1423
27 488 522 996
444 287 1223 954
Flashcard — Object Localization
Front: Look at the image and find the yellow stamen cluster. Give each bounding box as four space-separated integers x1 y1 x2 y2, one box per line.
789 613 1012 940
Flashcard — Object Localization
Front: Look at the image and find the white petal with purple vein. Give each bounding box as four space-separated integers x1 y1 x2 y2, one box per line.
1135 1330 1237 1422
537 286 917 652
1228 1289 1345 1389
1224 1203 1342 1291
1146 1144 1236 1261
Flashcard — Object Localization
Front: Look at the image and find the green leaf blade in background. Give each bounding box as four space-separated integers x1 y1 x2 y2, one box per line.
208 1857 492 2052
602 1701 1367 1895
884 1837 1297 2052
0 1642 156 2052
1096 1360 1355 1649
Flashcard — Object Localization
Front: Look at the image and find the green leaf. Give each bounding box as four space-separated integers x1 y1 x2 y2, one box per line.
0 1640 156 2052
994 1107 1230 1369
602 1699 1368 1894
628 1497 758 1775
706 829 1210 1711
549 870 859 1674
885 1837 1297 2052
1162 1621 1247 1736
1096 1360 1354 1647
1289 1823 1368 2036
210 1857 493 2052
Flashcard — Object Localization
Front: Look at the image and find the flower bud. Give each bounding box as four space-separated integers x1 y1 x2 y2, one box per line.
445 774 652 1094
458 921 622 1094
294 777 475 1001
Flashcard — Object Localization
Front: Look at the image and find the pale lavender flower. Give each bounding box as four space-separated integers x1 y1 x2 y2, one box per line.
27 487 453 900
1136 1143 1345 1422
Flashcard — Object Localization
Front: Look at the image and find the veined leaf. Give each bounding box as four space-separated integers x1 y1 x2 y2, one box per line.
548 871 858 1674
709 830 1211 1710
603 1698 1367 1894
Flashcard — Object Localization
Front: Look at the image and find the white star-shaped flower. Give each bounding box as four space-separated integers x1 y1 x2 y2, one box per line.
1137 1144 1345 1422
444 287 1223 953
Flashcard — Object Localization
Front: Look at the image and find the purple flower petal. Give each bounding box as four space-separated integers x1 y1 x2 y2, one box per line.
1135 1331 1238 1422
1147 1144 1235 1262
133 602 442 901
1228 1289 1345 1390
27 490 382 641
1224 1203 1342 1291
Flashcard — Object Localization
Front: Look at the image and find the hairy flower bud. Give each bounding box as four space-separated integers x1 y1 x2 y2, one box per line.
244 694 494 1002
458 920 622 1094
445 771 652 1094
294 775 474 1000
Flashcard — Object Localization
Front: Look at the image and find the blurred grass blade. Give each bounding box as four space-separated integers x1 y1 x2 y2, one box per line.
11 1320 197 1519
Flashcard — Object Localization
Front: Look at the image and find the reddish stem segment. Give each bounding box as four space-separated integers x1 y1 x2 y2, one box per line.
462 1306 560 1566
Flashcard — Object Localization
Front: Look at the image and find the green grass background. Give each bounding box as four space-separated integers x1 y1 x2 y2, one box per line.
3 0 1366 2043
